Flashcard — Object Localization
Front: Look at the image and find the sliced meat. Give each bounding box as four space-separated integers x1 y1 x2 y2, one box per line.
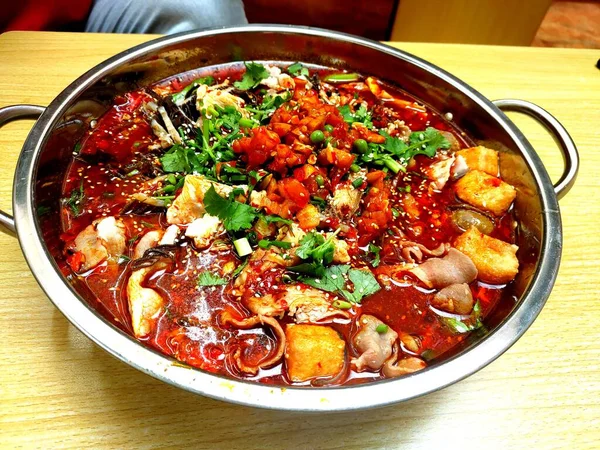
159 224 180 245
409 248 477 289
185 214 223 248
424 156 455 190
127 260 169 337
71 216 126 271
382 345 426 378
400 241 448 264
166 175 234 225
133 230 164 260
285 286 351 324
330 184 361 218
351 315 398 372
431 283 474 315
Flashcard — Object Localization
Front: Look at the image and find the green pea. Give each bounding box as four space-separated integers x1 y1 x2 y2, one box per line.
310 130 325 144
350 164 361 173
324 124 334 133
315 174 324 187
354 139 368 154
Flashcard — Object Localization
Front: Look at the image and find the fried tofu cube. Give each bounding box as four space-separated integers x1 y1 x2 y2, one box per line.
455 170 516 217
457 146 499 176
285 324 346 382
454 227 519 284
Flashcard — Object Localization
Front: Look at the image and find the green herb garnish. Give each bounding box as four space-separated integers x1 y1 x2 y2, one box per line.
287 62 309 77
172 76 215 104
203 185 258 232
197 271 228 286
234 62 269 90
258 239 292 250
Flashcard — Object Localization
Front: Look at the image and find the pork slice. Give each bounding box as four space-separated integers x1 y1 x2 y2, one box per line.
351 315 398 372
409 248 477 289
431 283 474 315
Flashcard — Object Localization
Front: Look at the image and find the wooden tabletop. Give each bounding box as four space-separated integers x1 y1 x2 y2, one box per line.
0 31 599 449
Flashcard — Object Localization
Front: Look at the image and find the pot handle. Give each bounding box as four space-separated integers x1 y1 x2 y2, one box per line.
492 99 579 200
0 104 46 236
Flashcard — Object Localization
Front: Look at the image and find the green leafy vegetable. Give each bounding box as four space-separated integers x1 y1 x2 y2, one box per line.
37 205 51 217
160 145 203 174
64 182 85 216
338 104 373 129
203 185 258 232
197 271 228 286
301 264 381 304
355 128 451 174
246 91 292 124
234 62 269 90
439 300 484 334
368 243 381 267
262 214 292 225
172 76 215 104
258 239 292 250
287 62 309 77
231 259 249 279
295 229 340 267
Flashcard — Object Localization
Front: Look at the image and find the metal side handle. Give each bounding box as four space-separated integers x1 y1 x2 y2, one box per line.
493 99 579 200
0 104 46 236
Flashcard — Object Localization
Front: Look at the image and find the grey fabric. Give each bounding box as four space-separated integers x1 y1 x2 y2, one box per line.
85 0 248 34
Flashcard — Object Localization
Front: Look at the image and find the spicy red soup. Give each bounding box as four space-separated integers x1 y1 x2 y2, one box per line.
56 62 520 386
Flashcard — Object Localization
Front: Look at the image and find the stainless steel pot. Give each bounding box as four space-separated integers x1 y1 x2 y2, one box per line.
0 25 578 411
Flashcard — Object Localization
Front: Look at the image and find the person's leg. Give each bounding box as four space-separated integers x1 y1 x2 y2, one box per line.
85 0 247 34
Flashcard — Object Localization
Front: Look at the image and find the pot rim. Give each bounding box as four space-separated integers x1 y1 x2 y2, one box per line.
12 25 561 412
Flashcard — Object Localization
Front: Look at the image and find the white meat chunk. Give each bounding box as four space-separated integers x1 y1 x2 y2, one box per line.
166 175 233 225
352 315 398 372
332 238 350 263
424 156 455 190
133 230 163 260
196 85 248 118
330 185 362 218
185 214 223 248
285 286 351 324
72 216 126 271
127 261 168 337
160 224 180 245
261 65 296 91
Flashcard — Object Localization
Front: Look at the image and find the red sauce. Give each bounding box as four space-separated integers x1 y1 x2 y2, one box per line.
54 63 519 387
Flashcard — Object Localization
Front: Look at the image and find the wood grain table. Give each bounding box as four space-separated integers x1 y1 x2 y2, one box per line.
0 32 599 449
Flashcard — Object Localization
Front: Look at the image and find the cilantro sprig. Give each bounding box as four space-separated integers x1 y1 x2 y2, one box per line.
197 271 228 286
357 127 451 174
64 182 85 216
172 76 215 104
339 104 373 129
234 62 269 90
301 264 381 304
287 62 309 77
203 185 258 232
